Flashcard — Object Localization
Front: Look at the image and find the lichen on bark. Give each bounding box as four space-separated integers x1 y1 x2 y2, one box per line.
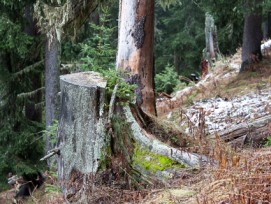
57 72 108 181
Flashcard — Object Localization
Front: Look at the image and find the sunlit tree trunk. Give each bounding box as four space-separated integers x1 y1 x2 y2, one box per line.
116 0 156 115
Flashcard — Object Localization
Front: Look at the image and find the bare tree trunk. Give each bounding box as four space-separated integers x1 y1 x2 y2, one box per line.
45 32 60 161
116 0 156 115
263 12 271 40
240 1 262 72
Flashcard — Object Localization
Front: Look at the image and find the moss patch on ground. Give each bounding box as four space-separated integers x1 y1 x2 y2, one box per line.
132 144 185 175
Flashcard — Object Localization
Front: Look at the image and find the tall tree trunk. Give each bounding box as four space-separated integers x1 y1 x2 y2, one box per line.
240 2 262 72
45 32 60 159
263 12 271 40
116 0 156 115
24 4 42 123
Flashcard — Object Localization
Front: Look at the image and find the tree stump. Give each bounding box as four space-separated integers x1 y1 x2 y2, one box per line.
56 71 107 202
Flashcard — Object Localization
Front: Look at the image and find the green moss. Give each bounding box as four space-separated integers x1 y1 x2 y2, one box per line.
132 144 185 174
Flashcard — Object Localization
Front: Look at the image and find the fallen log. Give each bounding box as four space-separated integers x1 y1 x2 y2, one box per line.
219 115 271 147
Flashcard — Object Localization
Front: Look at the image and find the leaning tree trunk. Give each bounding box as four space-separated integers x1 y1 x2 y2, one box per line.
116 0 156 115
57 72 107 202
45 32 60 162
240 1 262 72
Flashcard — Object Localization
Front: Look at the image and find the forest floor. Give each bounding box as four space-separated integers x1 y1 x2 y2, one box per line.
144 49 271 203
1 49 271 203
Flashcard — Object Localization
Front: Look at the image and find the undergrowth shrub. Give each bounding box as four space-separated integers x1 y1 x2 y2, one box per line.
264 135 271 146
155 64 185 94
77 8 136 104
0 120 45 191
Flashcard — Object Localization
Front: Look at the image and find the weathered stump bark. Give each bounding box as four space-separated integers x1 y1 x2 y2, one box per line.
56 72 107 202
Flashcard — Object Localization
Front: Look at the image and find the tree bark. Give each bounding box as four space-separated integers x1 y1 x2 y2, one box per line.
263 12 271 40
116 0 156 115
240 1 262 72
124 105 204 167
45 32 60 158
219 115 271 148
57 72 107 202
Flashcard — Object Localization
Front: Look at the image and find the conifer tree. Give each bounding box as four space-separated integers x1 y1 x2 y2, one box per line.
0 0 45 189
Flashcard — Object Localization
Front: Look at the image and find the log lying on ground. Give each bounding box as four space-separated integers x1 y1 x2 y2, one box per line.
56 72 107 201
219 115 271 147
124 106 207 168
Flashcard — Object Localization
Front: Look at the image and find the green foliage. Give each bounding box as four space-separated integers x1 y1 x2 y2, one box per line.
157 0 182 10
0 15 33 56
264 136 271 147
0 120 45 191
200 0 243 54
78 8 116 72
76 7 135 103
155 0 205 76
0 0 45 190
155 64 183 94
102 69 136 103
45 183 61 193
44 120 58 147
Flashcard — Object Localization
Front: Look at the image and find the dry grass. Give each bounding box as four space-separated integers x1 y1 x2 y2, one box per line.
195 147 271 204
146 58 271 203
